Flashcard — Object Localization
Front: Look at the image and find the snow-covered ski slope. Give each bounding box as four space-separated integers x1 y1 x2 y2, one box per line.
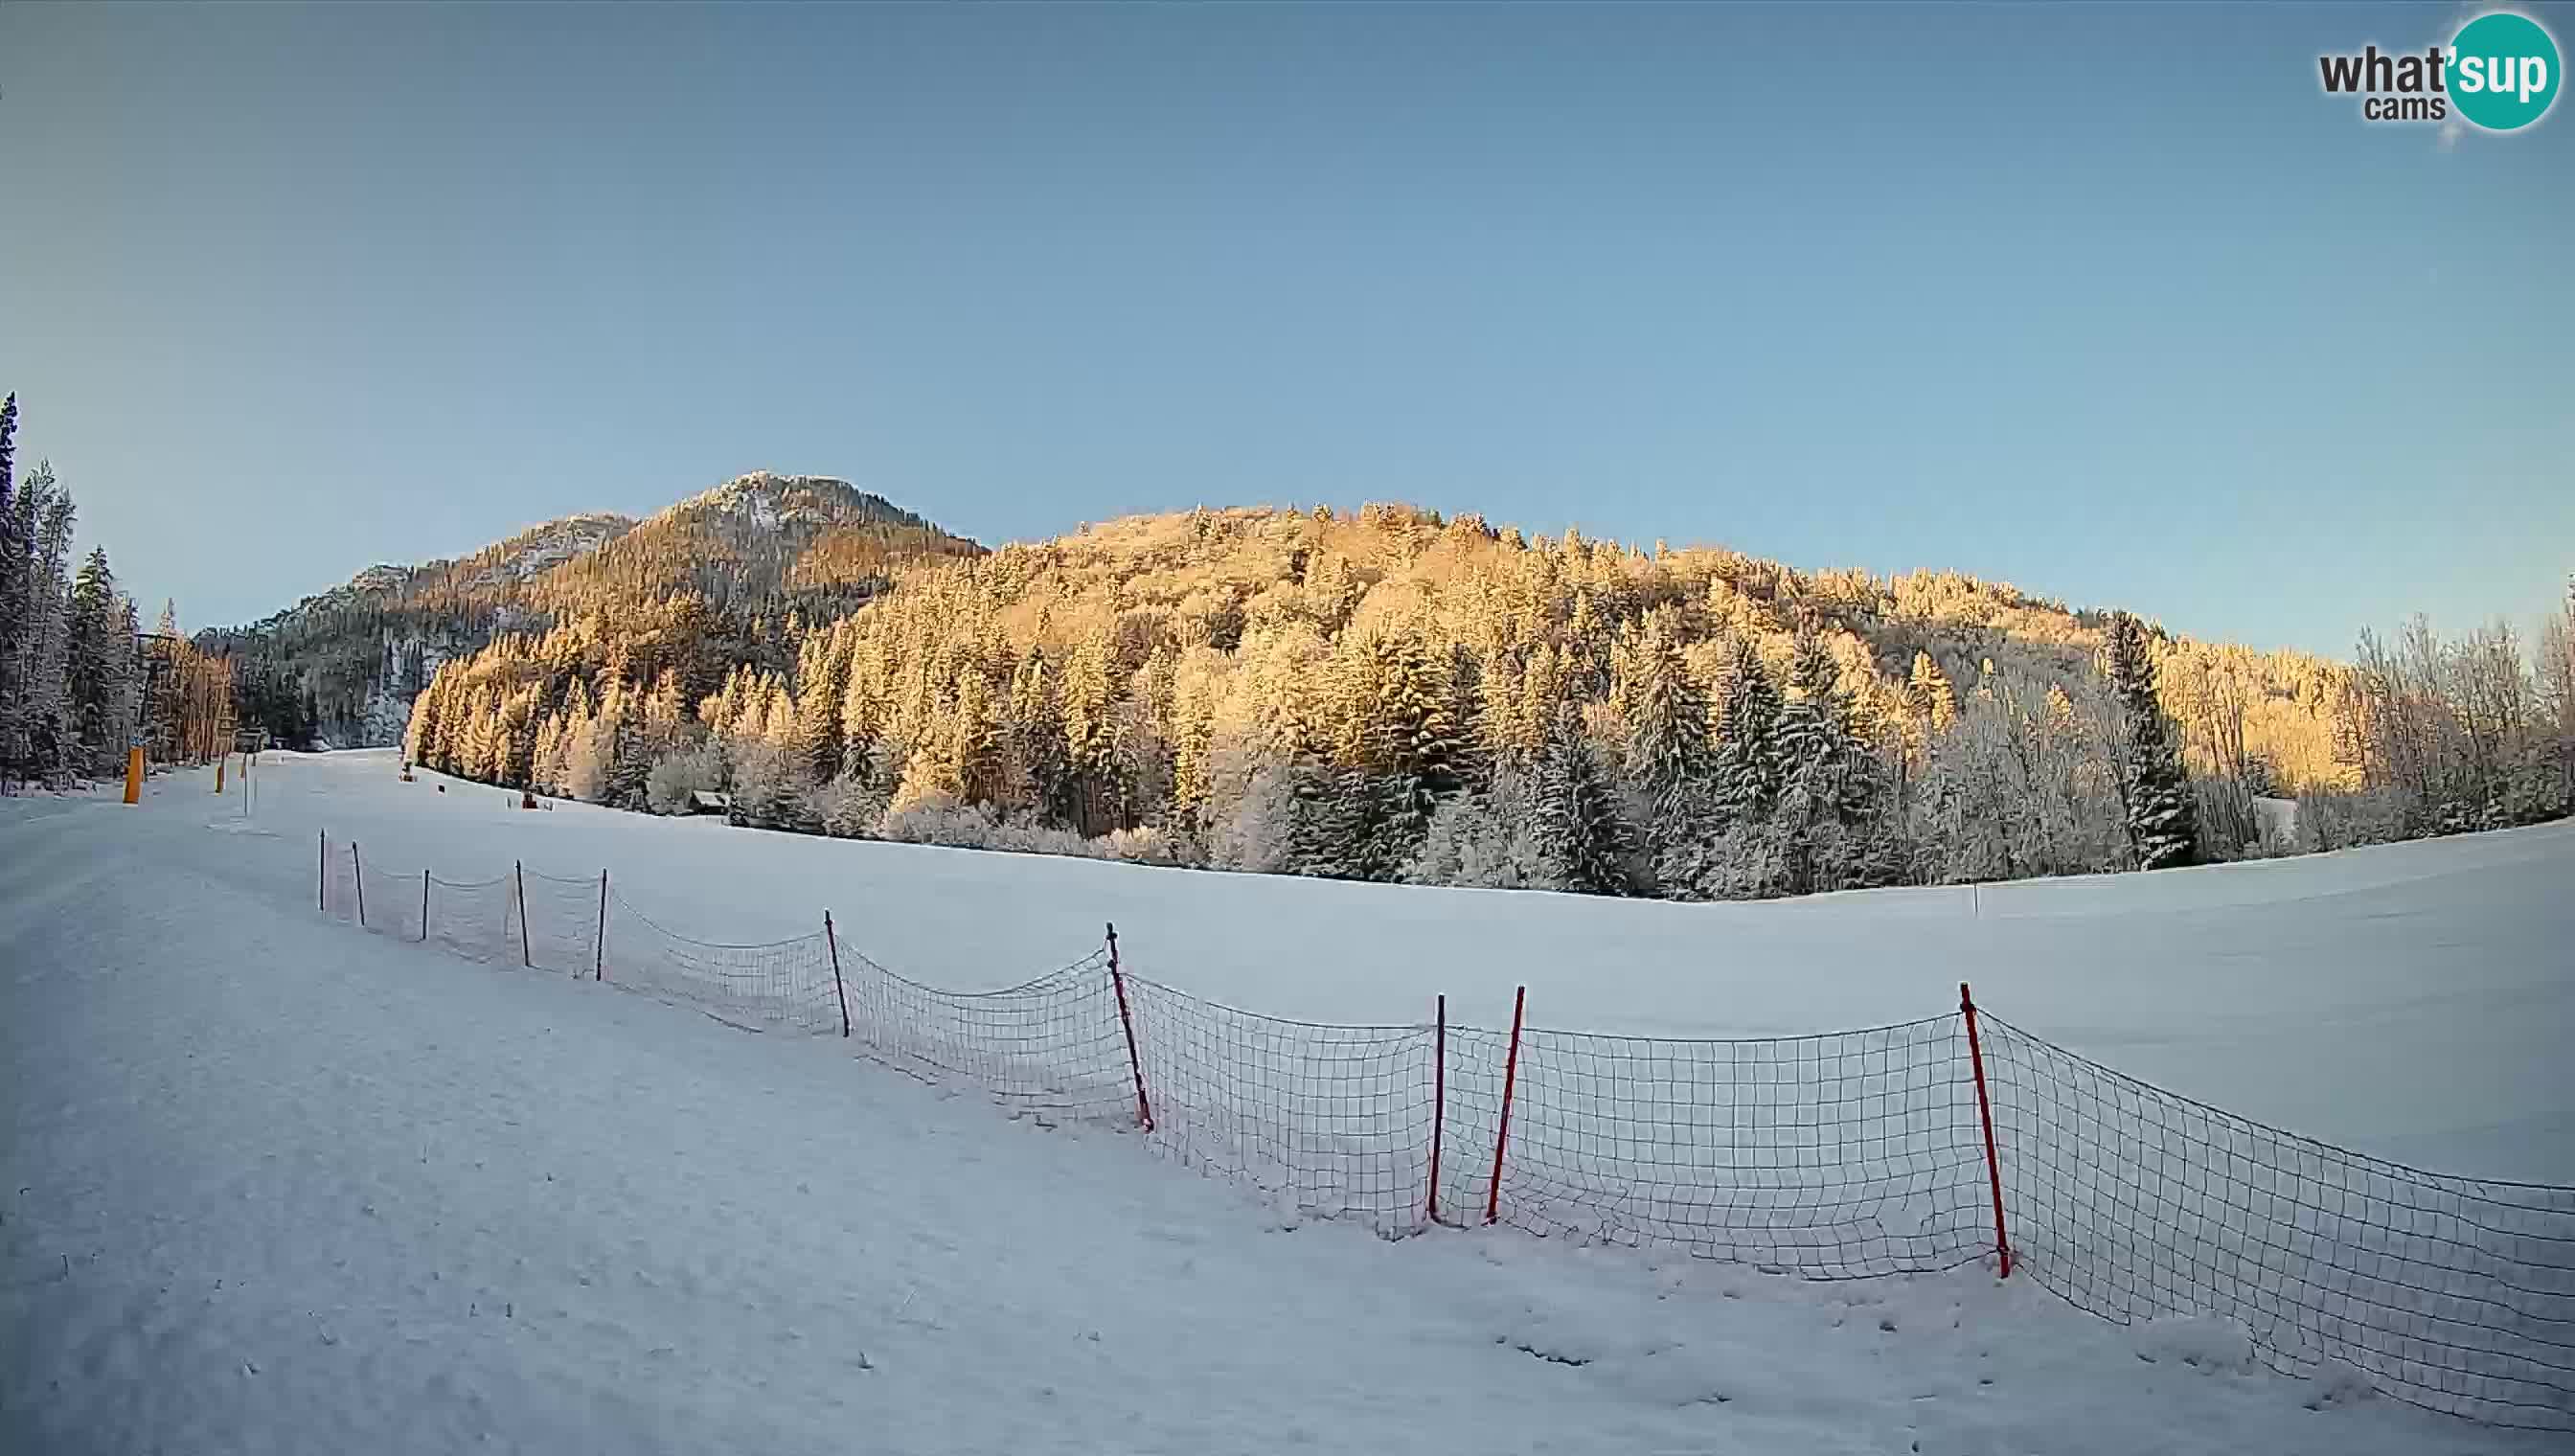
6 751 2571 1453
147 748 2575 1179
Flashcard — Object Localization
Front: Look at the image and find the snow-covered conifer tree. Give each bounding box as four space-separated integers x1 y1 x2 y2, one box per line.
2106 613 2199 870
66 548 141 776
1713 637 1783 823
1529 705 1633 896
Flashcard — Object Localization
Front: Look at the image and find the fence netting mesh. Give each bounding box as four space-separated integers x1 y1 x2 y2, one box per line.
513 870 604 975
308 830 2575 1431
426 875 514 964
321 844 428 944
1446 1016 1990 1278
320 836 598 974
846 946 1133 1121
1978 1014 2575 1428
1126 976 1436 1233
605 892 840 1033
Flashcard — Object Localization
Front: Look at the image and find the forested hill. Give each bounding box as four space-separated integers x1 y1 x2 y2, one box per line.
397 498 2571 901
204 473 981 745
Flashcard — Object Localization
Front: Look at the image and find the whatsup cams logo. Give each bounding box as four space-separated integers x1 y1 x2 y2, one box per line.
2317 11 2560 130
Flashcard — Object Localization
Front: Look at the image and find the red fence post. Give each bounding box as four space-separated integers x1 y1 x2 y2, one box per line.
1485 985 1525 1227
595 870 608 981
352 842 367 930
825 910 852 1038
1426 992 1447 1226
514 860 532 967
1960 982 2013 1279
1105 922 1154 1132
421 869 431 943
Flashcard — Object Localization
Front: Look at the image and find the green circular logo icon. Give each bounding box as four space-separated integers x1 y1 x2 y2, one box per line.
2450 11 2561 131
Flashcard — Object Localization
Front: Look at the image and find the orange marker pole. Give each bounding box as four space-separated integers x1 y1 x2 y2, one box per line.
1961 983 2013 1279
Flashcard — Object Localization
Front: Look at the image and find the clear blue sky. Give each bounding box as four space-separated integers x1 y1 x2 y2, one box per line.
3 1 2567 655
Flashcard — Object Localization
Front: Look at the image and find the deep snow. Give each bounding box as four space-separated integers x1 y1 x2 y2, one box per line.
4 752 2570 1453
138 748 2575 1179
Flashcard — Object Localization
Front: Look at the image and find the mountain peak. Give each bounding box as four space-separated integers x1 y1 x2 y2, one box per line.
212 471 977 745
645 472 948 541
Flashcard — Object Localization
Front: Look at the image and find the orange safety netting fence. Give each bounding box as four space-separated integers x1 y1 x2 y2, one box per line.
312 830 2575 1431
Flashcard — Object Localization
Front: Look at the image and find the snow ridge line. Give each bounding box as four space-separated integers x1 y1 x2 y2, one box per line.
308 829 2575 1432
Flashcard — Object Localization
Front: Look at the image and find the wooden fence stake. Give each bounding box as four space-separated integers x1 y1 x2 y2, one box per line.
1961 982 2013 1279
352 842 367 929
1486 985 1525 1226
1105 923 1154 1132
825 911 851 1038
514 860 533 967
595 870 608 981
421 869 430 943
